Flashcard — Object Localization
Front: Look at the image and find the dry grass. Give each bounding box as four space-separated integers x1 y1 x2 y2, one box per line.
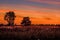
0 26 60 40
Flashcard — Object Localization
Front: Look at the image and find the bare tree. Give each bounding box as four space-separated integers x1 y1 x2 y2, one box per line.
4 11 16 26
21 17 31 26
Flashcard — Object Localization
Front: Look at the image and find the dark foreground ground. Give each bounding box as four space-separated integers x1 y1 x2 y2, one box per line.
0 25 60 40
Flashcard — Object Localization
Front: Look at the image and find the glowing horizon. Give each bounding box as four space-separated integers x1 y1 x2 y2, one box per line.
0 0 60 25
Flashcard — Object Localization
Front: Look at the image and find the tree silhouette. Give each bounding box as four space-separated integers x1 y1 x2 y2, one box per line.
21 17 31 26
4 11 16 26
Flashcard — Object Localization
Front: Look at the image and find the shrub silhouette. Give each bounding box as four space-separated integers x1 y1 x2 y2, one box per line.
21 17 31 26
4 11 16 26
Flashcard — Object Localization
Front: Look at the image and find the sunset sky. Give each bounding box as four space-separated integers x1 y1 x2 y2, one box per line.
0 0 60 25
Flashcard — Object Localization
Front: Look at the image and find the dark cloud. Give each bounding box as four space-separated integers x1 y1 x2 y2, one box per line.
45 17 52 20
43 16 52 20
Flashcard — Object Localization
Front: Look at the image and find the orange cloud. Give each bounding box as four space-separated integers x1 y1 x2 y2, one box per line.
0 5 60 24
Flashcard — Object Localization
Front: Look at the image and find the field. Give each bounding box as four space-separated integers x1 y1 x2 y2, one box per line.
0 25 60 40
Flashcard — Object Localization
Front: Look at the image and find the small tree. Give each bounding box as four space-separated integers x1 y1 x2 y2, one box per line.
21 17 31 26
4 11 16 26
